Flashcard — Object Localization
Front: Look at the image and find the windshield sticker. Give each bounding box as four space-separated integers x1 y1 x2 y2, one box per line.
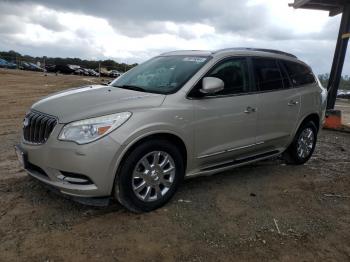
183 57 207 63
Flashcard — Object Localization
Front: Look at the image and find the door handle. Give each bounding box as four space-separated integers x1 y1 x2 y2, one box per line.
288 100 299 106
244 106 257 114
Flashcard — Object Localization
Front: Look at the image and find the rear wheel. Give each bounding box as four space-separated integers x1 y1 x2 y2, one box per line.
115 139 184 213
283 121 318 165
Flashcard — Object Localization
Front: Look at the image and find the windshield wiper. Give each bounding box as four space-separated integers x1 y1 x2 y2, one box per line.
114 85 146 92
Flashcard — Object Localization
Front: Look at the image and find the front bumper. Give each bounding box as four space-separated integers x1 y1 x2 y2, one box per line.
19 124 123 198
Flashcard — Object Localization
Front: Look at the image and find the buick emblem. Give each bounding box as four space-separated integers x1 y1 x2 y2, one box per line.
23 117 29 127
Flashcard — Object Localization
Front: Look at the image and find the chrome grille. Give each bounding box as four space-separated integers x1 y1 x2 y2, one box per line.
23 111 57 144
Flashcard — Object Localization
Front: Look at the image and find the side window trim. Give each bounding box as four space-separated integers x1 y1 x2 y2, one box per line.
281 59 299 88
277 59 293 89
187 57 255 99
246 57 257 93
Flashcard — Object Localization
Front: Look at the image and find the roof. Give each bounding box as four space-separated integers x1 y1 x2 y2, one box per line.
289 0 349 16
213 48 297 58
161 48 298 59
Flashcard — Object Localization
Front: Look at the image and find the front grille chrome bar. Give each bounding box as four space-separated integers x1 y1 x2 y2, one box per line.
23 111 57 144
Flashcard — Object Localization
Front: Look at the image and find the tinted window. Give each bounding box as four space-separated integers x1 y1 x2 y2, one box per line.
207 58 249 95
278 60 292 89
283 61 315 87
253 58 284 91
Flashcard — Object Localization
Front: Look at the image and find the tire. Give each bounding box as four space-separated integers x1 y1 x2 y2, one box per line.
283 121 318 165
115 139 185 213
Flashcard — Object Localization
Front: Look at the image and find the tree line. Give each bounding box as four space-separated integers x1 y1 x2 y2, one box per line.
318 74 350 90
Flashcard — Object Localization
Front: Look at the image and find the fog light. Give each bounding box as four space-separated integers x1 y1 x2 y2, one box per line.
57 172 93 185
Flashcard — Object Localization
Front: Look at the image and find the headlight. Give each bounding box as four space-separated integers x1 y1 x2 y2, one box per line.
58 112 131 144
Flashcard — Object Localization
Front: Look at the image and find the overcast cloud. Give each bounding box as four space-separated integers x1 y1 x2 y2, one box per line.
0 0 348 75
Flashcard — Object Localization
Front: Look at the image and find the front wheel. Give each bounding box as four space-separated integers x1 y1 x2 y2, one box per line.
115 139 184 213
283 121 318 165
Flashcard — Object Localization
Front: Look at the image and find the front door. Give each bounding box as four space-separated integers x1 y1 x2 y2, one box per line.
189 57 258 168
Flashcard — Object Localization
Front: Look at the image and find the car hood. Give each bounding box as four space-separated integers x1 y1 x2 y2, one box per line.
31 85 166 123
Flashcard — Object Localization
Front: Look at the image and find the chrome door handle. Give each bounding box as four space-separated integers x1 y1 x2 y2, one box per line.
244 106 257 114
288 100 299 106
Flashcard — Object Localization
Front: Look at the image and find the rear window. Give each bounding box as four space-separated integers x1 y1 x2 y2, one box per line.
252 58 284 92
283 61 315 87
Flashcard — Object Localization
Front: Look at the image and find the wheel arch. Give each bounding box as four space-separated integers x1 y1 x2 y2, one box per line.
112 131 188 195
287 113 320 150
122 132 187 168
297 113 320 132
284 112 320 165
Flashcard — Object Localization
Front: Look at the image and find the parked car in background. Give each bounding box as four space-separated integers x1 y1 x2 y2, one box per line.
337 89 350 99
54 64 79 74
86 68 99 77
109 70 122 78
99 67 111 77
45 65 57 73
16 48 327 212
20 61 44 72
0 58 17 69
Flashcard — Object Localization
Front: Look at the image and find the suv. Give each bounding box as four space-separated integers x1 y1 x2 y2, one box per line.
16 48 327 212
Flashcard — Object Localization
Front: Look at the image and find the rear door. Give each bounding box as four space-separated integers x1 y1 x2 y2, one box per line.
282 60 320 125
252 58 301 151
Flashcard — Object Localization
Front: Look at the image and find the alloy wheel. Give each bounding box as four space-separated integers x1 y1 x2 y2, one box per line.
297 127 315 159
132 151 176 202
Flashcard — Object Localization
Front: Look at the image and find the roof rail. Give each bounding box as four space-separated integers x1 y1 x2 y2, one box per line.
215 48 298 59
160 50 206 55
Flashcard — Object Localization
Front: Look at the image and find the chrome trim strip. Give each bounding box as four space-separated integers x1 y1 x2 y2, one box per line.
57 175 89 184
226 144 252 152
197 141 265 159
197 150 227 159
188 151 281 178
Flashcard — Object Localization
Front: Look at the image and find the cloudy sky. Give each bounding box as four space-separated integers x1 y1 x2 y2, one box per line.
0 0 348 75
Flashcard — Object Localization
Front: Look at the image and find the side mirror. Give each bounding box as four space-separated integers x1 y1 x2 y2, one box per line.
200 77 224 94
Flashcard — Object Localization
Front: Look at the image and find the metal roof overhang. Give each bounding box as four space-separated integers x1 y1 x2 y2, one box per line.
289 0 349 16
289 0 350 109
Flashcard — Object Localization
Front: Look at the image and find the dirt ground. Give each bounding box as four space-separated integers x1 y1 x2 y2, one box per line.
0 69 350 262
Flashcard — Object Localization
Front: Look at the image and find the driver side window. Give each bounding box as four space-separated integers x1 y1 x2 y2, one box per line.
190 58 250 97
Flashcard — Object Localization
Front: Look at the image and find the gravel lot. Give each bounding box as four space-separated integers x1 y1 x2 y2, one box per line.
1 69 350 261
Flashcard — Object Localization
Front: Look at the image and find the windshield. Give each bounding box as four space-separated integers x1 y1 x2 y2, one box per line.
110 55 210 94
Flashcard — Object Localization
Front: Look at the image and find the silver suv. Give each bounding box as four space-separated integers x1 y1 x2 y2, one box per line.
16 48 327 212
